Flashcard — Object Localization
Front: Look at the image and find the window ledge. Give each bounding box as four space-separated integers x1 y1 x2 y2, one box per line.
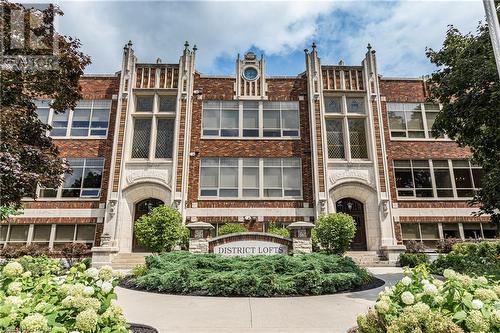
328 159 372 164
395 197 474 201
390 138 453 142
21 198 102 202
197 197 304 201
52 136 108 140
125 159 173 165
201 136 301 141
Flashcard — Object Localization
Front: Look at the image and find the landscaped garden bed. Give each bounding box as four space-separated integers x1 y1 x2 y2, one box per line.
122 251 377 297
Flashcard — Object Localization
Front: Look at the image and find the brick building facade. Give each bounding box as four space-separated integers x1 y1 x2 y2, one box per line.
3 42 496 262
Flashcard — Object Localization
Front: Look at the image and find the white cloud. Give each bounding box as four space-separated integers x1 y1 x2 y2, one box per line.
57 1 336 74
56 1 485 77
316 1 485 76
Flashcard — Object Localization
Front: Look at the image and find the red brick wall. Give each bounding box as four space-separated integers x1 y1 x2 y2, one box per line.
13 76 120 245
380 79 476 211
187 76 313 222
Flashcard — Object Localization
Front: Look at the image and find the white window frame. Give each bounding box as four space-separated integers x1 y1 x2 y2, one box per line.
324 94 370 161
201 100 300 139
199 157 302 200
35 99 112 139
129 93 177 161
401 222 441 247
37 158 105 200
394 159 483 200
387 102 450 141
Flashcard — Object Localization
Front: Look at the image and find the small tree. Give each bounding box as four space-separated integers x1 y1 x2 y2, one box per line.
267 222 289 238
218 223 247 236
314 213 356 255
134 205 185 253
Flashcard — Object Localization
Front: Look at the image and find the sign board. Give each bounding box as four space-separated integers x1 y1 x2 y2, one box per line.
213 240 288 257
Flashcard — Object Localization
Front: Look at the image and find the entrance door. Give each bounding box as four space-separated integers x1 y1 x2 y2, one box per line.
133 198 164 252
336 198 367 250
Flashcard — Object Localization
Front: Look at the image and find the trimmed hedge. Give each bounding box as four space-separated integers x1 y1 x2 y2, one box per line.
218 223 247 236
399 252 429 268
130 252 372 297
430 240 500 280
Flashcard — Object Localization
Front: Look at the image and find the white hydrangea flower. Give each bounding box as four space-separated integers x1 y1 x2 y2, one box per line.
491 309 500 327
401 291 415 305
20 313 49 333
435 295 445 304
85 267 99 280
401 276 412 286
423 283 438 295
432 279 444 288
474 288 498 302
98 266 114 281
421 279 430 285
443 269 456 279
477 276 488 285
75 309 98 332
95 279 103 288
472 299 484 310
5 296 23 307
22 271 32 278
101 281 113 294
7 281 23 295
83 286 94 296
2 261 24 278
375 300 391 313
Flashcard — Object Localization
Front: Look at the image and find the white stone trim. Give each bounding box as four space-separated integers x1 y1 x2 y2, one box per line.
186 207 315 217
17 208 106 218
392 207 483 217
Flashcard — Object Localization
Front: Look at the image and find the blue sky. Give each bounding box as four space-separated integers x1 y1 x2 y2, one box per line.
54 1 485 77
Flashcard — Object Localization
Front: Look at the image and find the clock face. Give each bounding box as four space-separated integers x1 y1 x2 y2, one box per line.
243 67 258 80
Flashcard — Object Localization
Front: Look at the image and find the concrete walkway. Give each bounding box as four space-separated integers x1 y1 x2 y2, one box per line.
116 267 403 333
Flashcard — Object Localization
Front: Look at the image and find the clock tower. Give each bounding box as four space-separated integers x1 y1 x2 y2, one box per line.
235 51 267 99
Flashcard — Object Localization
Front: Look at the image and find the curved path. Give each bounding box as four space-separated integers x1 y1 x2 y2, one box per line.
116 267 403 333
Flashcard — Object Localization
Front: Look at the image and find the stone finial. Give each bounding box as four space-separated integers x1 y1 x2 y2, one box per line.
312 42 317 50
156 58 162 64
193 44 198 52
338 59 345 66
124 40 133 50
367 43 372 51
184 41 189 49
304 49 309 54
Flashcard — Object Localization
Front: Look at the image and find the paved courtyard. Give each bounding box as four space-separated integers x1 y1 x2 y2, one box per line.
116 267 403 333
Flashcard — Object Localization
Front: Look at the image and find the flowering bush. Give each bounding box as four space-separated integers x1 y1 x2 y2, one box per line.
0 256 129 332
357 265 500 333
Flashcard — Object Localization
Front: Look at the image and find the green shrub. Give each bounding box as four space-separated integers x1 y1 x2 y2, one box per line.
134 205 186 253
399 252 429 268
430 240 500 279
132 252 372 296
218 223 247 236
267 223 289 238
314 213 356 254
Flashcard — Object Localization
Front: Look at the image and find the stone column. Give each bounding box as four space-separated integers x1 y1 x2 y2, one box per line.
91 233 119 268
186 222 214 254
287 222 315 255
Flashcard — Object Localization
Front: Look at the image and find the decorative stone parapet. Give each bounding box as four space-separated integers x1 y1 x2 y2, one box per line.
91 246 119 268
287 221 315 255
380 244 407 265
187 221 214 254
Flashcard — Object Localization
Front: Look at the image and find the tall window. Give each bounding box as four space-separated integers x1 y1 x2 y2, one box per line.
200 158 302 199
202 100 299 138
394 159 483 199
324 96 368 160
38 158 105 199
35 99 111 138
401 223 439 247
131 94 176 160
387 103 443 139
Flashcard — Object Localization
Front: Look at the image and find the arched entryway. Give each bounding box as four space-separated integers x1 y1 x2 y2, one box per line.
336 198 367 250
133 198 164 252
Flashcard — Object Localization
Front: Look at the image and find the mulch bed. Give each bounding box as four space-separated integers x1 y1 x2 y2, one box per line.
120 275 385 297
129 323 158 333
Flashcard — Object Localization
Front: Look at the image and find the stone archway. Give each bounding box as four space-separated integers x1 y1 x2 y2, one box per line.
329 182 381 251
116 182 171 253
